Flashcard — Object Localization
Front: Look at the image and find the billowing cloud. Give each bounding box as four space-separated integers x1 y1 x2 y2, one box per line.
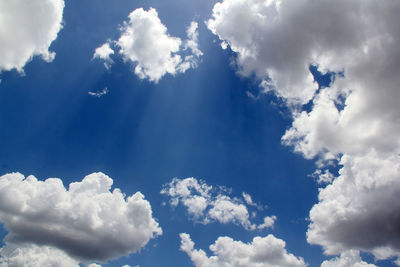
207 0 400 264
93 42 114 69
321 250 377 267
0 0 64 72
0 244 79 267
161 177 275 230
95 8 202 82
180 233 307 267
0 172 162 263
307 152 400 263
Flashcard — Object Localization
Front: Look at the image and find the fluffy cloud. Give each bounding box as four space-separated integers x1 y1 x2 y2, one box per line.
0 0 64 72
95 8 202 82
321 250 377 267
307 152 400 262
93 42 114 70
0 244 79 267
161 178 275 230
180 233 306 267
207 0 400 264
0 172 162 263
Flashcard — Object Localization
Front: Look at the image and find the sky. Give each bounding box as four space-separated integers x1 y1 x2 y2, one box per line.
0 0 399 266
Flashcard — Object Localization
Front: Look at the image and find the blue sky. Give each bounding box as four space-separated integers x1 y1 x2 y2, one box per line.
0 0 400 266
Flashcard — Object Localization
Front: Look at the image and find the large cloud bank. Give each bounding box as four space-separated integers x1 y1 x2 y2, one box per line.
0 0 64 72
207 0 400 264
0 172 162 264
161 177 275 230
94 8 202 82
180 233 306 267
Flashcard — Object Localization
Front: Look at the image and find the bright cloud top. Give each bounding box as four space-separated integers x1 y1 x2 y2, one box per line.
0 172 162 263
180 233 306 267
0 0 64 72
95 8 202 82
161 177 275 230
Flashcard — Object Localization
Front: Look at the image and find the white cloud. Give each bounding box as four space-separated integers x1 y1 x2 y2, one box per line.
93 42 114 70
111 8 202 82
0 243 79 267
207 0 400 263
257 216 277 230
0 0 64 72
180 233 307 267
309 169 334 185
207 195 255 229
321 250 377 267
161 178 275 230
0 172 162 263
88 87 109 98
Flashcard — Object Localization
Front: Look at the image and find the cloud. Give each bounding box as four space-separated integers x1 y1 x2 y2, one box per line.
0 243 79 267
180 233 307 267
258 216 277 230
308 169 334 185
307 152 400 263
207 0 400 263
321 250 377 267
207 0 400 105
161 178 275 230
0 0 64 72
88 87 109 98
0 172 162 263
99 8 202 82
93 42 114 70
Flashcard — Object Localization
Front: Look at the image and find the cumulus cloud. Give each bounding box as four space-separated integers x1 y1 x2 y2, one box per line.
0 243 79 267
307 152 400 262
0 0 64 72
180 233 306 267
207 0 400 264
321 250 377 267
161 178 275 230
0 172 162 263
93 42 114 69
96 8 202 82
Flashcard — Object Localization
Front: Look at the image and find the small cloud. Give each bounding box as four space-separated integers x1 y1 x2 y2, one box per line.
93 41 114 69
161 177 273 231
180 233 307 267
88 87 109 98
257 215 277 230
309 169 334 185
95 8 203 82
